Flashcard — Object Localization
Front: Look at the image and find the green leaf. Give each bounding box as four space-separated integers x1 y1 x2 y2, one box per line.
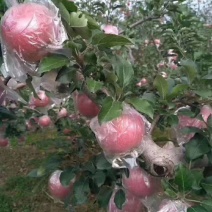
0 106 16 120
28 168 45 178
85 14 100 30
191 170 204 191
97 187 113 208
57 2 70 24
201 200 212 211
92 33 133 48
61 0 77 12
142 92 156 103
207 115 212 128
114 189 126 210
113 57 134 88
70 12 88 27
173 165 194 192
185 134 211 160
38 55 69 74
153 75 169 99
86 78 103 93
202 74 212 80
168 84 188 99
95 154 112 170
194 90 212 99
83 161 96 174
73 177 90 205
98 97 123 124
127 98 154 119
187 206 207 212
201 176 212 196
180 60 198 84
28 169 39 178
60 168 76 187
93 171 106 187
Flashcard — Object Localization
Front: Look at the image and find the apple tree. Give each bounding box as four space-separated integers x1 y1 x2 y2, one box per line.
0 0 212 211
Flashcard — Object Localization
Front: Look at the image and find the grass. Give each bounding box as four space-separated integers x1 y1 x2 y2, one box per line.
0 130 102 212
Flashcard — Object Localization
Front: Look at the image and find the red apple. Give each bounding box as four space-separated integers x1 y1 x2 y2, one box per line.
176 105 212 144
63 128 72 135
201 105 212 123
58 108 68 118
0 138 9 147
76 94 100 118
103 25 119 35
108 191 144 212
38 115 51 127
30 91 51 108
122 166 161 198
48 170 75 201
1 3 58 63
136 78 148 87
90 106 145 154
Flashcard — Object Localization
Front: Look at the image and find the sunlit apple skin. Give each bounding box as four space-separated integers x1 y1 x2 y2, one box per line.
90 108 145 155
48 170 75 201
38 115 51 127
103 25 119 35
0 138 9 147
201 105 212 123
30 91 51 108
122 166 161 198
58 108 68 118
108 191 144 212
76 94 100 118
1 3 57 63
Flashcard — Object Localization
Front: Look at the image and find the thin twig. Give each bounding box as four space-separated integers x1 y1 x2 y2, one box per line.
149 115 160 134
119 16 160 34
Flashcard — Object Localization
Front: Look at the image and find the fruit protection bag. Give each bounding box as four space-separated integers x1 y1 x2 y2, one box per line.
0 0 68 82
90 104 151 168
122 165 162 199
108 187 144 212
174 106 207 145
157 200 189 212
